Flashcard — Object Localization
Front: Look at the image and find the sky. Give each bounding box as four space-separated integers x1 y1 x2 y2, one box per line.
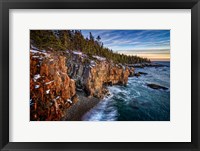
81 30 170 61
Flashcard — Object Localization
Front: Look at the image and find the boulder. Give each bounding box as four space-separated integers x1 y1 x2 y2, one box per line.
147 83 168 90
129 67 135 77
138 72 148 75
134 73 141 77
134 72 147 77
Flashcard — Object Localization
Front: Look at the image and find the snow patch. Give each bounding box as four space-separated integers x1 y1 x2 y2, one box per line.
41 50 46 53
33 74 41 81
73 51 82 55
30 49 48 56
93 55 106 61
46 90 50 94
53 96 60 102
67 99 72 104
35 85 40 89
32 56 40 58
89 65 94 69
82 54 88 58
30 49 41 53
90 60 96 67
45 80 54 85
31 45 39 50
30 99 34 106
55 96 60 100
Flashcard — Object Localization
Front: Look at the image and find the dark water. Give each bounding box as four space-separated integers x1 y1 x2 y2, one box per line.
82 62 170 121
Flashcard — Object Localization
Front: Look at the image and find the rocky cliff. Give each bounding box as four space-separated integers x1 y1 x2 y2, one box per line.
30 49 77 121
30 49 134 120
66 51 131 98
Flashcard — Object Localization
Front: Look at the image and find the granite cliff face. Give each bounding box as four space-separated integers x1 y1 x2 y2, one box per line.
30 50 77 121
66 51 131 98
30 49 134 120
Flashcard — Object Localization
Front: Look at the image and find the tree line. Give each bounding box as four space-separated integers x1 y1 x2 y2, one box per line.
30 30 151 64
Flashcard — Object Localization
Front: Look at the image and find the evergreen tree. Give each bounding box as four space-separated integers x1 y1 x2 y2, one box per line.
30 30 151 64
89 32 94 41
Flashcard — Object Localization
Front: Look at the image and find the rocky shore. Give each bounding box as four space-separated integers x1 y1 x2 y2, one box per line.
127 62 166 68
61 91 101 121
30 47 134 121
30 47 169 121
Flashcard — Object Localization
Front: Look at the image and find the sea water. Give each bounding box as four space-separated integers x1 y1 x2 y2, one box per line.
82 62 170 121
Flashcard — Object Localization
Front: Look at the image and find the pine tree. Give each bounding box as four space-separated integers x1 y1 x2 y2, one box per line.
89 32 94 41
30 30 151 64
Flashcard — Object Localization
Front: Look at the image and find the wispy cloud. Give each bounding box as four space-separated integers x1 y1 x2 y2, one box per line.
81 30 170 60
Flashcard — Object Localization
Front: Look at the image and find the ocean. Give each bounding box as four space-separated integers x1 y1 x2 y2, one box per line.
82 61 170 121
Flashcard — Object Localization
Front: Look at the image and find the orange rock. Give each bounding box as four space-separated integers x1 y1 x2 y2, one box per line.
81 62 130 98
30 51 76 121
69 79 76 97
72 94 78 104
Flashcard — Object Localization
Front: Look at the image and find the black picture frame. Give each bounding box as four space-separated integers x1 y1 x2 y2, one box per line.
0 0 200 150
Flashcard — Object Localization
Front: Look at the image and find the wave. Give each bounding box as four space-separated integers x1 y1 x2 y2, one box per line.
82 92 118 121
82 65 170 121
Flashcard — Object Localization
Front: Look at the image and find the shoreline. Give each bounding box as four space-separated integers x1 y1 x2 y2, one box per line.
62 64 169 121
62 91 101 121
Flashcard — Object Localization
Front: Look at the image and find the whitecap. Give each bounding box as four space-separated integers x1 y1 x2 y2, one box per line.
82 93 118 121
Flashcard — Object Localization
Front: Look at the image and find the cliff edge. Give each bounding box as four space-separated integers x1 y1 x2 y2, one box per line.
30 48 134 121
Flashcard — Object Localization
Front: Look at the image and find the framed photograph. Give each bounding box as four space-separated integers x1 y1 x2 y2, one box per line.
1 0 200 150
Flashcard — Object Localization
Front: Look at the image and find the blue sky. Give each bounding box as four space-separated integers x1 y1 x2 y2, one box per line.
81 30 170 61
